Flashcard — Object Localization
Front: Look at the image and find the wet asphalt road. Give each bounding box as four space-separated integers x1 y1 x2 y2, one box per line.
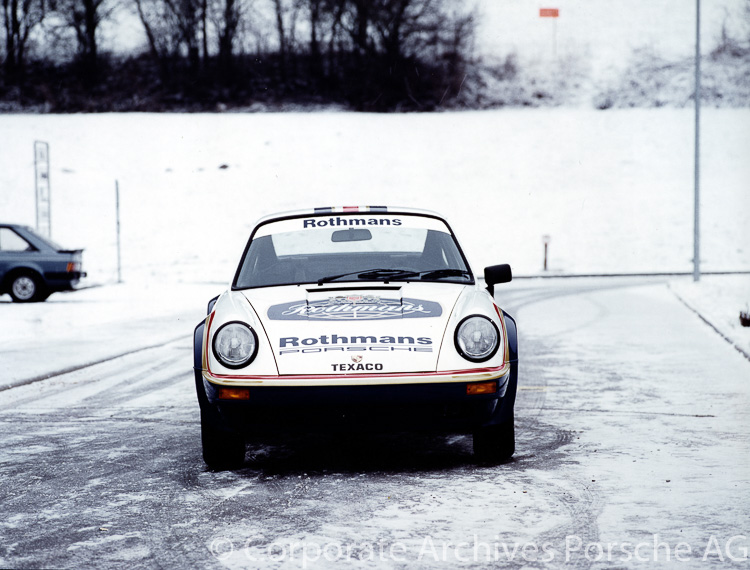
1 278 748 569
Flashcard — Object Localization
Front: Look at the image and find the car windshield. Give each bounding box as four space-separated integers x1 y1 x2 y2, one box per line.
234 213 473 289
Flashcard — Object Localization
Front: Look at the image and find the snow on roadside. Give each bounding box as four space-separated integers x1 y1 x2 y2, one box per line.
669 274 750 359
0 281 222 389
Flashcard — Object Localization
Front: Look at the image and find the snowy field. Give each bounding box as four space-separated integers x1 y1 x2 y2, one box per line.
2 110 749 280
1 109 749 383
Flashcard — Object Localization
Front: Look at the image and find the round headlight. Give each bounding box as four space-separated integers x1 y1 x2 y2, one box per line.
455 315 499 362
212 321 258 369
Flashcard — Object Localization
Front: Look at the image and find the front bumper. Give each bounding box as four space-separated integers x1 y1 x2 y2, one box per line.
202 361 510 387
198 368 513 435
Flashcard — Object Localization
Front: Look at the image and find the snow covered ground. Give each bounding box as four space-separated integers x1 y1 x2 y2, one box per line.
670 274 750 358
1 110 748 279
1 277 747 570
1 109 748 384
477 0 750 109
0 281 221 388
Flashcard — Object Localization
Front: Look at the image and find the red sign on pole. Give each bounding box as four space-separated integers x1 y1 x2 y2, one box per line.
540 8 559 17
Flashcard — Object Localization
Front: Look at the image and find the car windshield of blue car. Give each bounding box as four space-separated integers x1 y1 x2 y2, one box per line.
234 214 473 289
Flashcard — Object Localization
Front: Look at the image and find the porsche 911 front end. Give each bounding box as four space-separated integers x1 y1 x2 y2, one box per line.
193 207 518 468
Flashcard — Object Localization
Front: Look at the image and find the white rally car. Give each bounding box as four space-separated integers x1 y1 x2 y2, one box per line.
193 206 518 468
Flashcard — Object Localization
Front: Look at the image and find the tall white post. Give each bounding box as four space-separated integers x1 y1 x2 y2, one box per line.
34 141 51 238
116 180 122 283
693 0 701 282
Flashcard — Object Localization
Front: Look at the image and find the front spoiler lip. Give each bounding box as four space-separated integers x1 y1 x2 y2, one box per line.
201 363 510 387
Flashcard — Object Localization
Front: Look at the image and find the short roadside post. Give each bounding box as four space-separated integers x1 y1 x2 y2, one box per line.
543 235 551 271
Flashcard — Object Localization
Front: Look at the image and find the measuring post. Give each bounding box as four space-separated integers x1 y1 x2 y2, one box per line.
540 8 560 57
116 180 122 283
34 141 51 238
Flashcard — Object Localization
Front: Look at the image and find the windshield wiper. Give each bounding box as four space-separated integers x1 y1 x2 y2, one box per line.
317 268 419 285
418 269 473 281
316 268 471 285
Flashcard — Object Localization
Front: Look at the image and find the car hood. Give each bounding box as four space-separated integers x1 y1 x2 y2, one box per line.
243 282 466 375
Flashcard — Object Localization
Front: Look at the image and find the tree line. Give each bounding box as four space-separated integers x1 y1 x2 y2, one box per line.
1 0 478 111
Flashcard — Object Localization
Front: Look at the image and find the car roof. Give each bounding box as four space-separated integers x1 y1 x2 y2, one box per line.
253 206 447 227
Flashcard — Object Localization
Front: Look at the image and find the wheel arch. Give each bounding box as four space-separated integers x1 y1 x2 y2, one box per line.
194 295 221 409
2 265 44 292
503 310 518 363
194 320 209 408
499 310 518 424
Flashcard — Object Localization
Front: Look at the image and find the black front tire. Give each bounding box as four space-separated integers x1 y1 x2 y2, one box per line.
201 409 245 469
473 417 515 462
9 273 46 303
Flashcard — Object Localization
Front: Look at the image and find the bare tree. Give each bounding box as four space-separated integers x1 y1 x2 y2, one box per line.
270 0 301 82
305 0 321 59
2 0 47 76
372 0 410 61
134 0 203 68
271 0 287 79
299 0 339 77
52 0 119 75
172 0 203 66
210 0 243 74
341 0 369 56
134 0 179 62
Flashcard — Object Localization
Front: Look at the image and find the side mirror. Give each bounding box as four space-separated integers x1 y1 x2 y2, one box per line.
484 264 512 296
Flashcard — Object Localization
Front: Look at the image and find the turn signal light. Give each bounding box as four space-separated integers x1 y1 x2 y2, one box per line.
466 381 497 395
218 387 250 400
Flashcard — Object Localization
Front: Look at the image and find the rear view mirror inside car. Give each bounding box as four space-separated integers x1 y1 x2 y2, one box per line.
331 228 373 242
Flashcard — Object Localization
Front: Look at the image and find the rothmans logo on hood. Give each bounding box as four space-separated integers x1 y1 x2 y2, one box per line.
267 297 442 321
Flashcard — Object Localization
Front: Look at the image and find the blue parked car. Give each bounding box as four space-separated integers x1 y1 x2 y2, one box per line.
0 224 86 302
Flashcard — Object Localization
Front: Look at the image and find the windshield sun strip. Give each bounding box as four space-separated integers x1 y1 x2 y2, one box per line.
232 211 475 291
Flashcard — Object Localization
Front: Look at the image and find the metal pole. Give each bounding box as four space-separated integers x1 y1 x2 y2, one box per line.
47 145 51 238
34 144 39 232
693 0 701 282
553 17 557 58
116 180 122 283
